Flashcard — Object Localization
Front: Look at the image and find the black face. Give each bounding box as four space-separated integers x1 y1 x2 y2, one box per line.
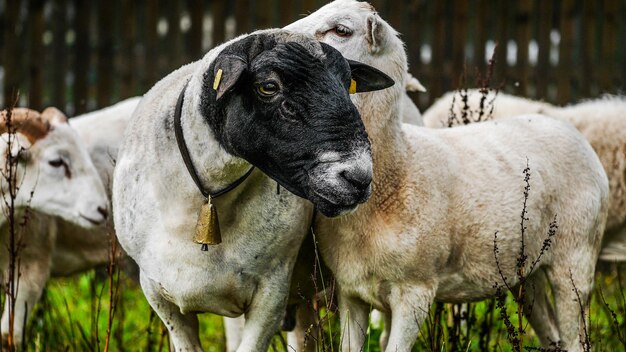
200 32 394 217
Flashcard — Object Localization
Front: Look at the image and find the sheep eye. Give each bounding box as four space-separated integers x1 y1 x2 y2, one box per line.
334 25 353 37
48 158 72 178
48 158 65 167
258 82 279 97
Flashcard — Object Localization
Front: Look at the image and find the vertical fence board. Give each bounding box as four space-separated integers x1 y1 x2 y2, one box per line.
429 0 446 102
413 0 433 110
451 0 467 84
120 0 136 98
97 0 113 107
3 0 21 106
187 0 203 60
404 0 421 74
0 0 4 102
255 0 273 30
212 0 226 45
601 0 617 93
515 0 532 96
557 0 575 104
621 0 626 88
235 0 251 34
145 0 159 88
381 1 400 35
493 1 508 90
164 1 182 70
51 0 67 109
73 0 89 113
535 0 552 99
278 0 294 27
28 0 45 110
581 0 593 97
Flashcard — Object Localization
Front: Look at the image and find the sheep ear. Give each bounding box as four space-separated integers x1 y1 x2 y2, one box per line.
366 14 385 54
212 55 247 101
347 59 395 93
41 107 69 124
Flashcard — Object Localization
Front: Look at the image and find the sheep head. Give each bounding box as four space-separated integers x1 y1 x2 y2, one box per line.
1 107 109 228
199 31 394 217
284 1 409 127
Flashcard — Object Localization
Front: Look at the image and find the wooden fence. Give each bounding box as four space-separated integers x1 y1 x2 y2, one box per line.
1 0 625 115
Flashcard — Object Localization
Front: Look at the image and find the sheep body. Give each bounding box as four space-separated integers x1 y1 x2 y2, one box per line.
423 91 626 261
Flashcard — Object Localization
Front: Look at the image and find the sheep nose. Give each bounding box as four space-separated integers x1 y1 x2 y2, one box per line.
97 206 109 220
341 167 372 191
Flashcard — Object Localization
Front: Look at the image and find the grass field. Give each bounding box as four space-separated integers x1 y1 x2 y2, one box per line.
6 262 623 352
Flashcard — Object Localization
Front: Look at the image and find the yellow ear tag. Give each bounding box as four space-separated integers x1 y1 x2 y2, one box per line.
213 69 223 91
349 79 357 94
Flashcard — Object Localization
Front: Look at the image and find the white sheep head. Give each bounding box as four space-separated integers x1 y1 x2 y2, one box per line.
0 107 109 228
285 0 409 129
286 1 407 81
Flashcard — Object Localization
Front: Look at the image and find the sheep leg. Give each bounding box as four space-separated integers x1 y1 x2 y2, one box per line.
338 295 369 352
1 219 54 348
378 310 391 351
1 252 52 348
236 274 291 352
547 264 595 352
522 270 560 347
599 226 626 262
139 272 202 352
223 316 245 352
287 302 318 352
383 285 435 352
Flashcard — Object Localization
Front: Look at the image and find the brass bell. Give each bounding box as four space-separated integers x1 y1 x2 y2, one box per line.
193 197 222 250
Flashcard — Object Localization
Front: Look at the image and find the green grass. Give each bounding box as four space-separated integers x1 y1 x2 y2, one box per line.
9 264 625 351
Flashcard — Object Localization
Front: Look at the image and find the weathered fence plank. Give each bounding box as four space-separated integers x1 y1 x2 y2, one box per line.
235 0 251 34
515 0 533 97
145 0 159 89
73 0 89 113
187 0 204 60
1 0 624 115
28 0 45 111
212 0 226 47
96 0 113 108
120 0 137 99
51 0 67 109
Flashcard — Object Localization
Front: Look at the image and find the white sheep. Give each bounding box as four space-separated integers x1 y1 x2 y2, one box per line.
0 107 109 347
289 2 609 352
46 97 140 276
0 97 141 347
113 29 395 351
223 5 429 350
423 90 626 262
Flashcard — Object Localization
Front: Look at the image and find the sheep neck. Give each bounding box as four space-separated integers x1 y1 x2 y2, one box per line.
178 87 251 194
174 85 254 199
357 91 410 209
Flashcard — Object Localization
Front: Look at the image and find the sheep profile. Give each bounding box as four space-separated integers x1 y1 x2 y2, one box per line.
0 97 141 347
423 91 626 262
1 107 109 347
112 29 394 351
